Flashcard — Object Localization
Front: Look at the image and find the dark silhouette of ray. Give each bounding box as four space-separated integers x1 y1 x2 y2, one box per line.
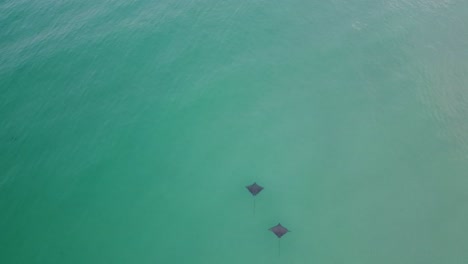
246 182 263 196
246 182 263 215
269 223 290 256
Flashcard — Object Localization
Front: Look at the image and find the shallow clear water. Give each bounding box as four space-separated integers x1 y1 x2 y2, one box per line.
1 0 468 263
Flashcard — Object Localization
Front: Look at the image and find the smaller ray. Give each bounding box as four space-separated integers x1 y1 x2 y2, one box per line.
246 182 264 215
246 182 263 196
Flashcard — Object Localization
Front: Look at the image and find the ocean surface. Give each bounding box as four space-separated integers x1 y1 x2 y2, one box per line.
1 0 468 263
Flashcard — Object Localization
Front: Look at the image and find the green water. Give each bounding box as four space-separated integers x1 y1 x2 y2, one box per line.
1 0 468 263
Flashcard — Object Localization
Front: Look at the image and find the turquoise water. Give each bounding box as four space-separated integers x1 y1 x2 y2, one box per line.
1 0 468 263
